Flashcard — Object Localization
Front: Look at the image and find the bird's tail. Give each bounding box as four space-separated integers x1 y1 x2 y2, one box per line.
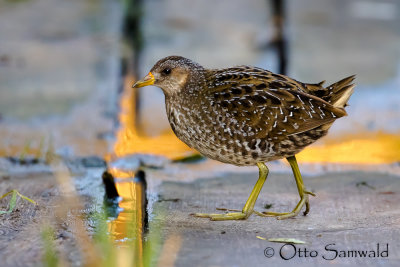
305 75 355 109
305 75 355 132
326 75 355 108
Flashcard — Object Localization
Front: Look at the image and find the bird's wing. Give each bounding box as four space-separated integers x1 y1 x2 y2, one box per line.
203 67 346 137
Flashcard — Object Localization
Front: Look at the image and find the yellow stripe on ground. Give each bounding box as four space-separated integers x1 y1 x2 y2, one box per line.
297 132 400 164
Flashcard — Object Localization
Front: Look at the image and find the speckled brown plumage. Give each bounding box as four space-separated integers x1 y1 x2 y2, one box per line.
141 56 355 166
133 56 355 220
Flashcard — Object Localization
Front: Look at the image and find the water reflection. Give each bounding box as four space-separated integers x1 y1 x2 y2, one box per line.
107 168 146 267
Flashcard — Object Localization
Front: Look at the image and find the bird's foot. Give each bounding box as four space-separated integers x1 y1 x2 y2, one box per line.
258 190 315 220
191 208 252 221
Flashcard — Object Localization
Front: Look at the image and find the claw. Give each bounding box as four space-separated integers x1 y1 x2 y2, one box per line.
256 193 311 220
305 190 316 197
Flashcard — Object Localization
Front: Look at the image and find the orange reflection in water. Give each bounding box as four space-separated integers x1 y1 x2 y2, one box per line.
107 168 145 267
107 170 144 241
106 76 190 266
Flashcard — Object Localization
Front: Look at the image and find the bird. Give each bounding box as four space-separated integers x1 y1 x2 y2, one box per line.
133 56 355 221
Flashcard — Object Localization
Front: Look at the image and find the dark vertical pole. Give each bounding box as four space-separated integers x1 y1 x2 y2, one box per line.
270 0 288 75
123 0 143 129
134 170 148 231
123 0 143 79
119 0 149 251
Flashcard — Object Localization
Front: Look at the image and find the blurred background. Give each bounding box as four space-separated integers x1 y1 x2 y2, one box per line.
0 0 399 164
1 0 400 266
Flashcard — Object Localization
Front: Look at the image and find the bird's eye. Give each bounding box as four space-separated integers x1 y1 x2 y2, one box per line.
162 68 171 75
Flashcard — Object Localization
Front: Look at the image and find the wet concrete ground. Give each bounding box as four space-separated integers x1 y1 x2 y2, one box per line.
150 170 400 266
1 0 400 266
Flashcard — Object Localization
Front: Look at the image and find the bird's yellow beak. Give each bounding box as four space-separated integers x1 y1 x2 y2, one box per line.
132 72 155 88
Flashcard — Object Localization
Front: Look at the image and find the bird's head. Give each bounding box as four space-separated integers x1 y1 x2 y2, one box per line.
132 56 205 95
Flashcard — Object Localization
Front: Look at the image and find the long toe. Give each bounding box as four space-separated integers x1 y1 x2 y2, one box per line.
191 211 251 221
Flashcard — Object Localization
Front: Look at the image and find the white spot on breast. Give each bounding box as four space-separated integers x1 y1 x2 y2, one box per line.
224 127 232 136
235 139 243 148
243 141 250 151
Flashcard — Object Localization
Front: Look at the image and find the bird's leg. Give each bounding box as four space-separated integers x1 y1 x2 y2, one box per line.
260 155 315 219
192 162 269 221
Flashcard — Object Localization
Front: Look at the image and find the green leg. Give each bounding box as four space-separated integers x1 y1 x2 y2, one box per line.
260 155 315 220
192 162 269 221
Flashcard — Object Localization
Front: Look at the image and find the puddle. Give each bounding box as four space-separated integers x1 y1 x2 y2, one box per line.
106 168 147 267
